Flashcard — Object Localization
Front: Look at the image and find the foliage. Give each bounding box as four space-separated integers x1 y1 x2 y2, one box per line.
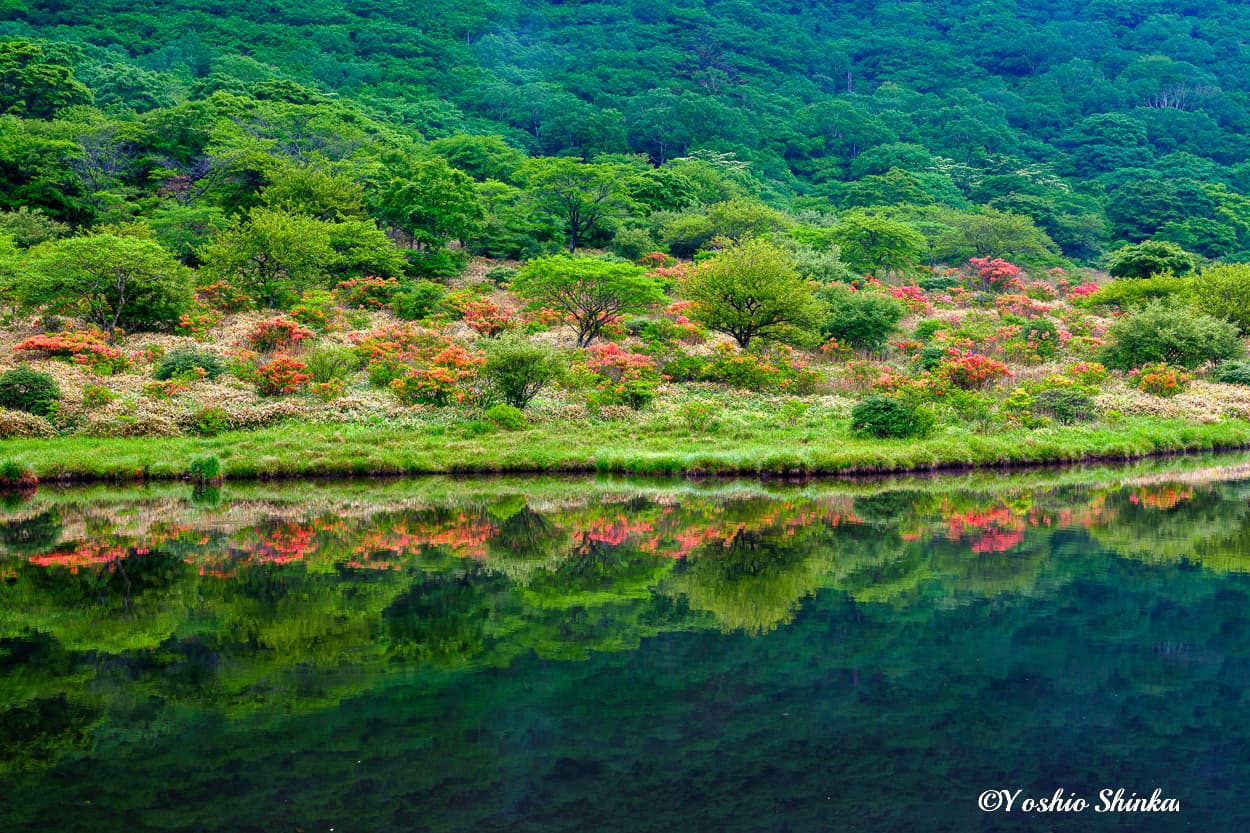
1033 388 1097 425
303 346 360 384
482 335 564 409
1129 363 1193 398
0 367 59 416
22 235 193 341
253 357 312 396
580 342 661 409
1192 264 1250 333
827 213 925 275
700 344 821 394
245 316 314 353
1080 275 1193 310
188 454 222 483
513 256 663 347
485 403 527 430
680 239 821 349
154 348 225 381
336 277 401 310
1101 301 1241 370
819 286 906 352
850 396 934 439
1107 241 1197 279
939 351 1013 390
13 330 129 373
200 209 338 309
392 280 446 321
1214 360 1250 386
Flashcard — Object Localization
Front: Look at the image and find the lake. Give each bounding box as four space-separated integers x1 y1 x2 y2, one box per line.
3 459 1250 831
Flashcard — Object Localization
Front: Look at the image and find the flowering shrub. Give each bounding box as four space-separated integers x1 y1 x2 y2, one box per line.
889 284 931 314
968 257 1024 292
1065 361 1108 387
254 357 312 396
581 342 660 408
463 299 513 337
939 350 1012 389
389 344 484 405
336 277 400 309
994 294 1050 319
701 343 821 393
197 281 252 312
13 331 130 374
1129 362 1192 397
289 290 337 332
1066 281 1100 299
176 302 223 340
246 316 315 352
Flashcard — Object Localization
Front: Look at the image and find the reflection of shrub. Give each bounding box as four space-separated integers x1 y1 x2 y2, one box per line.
1129 362 1192 397
189 455 222 483
0 368 60 416
1101 301 1239 370
850 396 934 439
155 348 225 381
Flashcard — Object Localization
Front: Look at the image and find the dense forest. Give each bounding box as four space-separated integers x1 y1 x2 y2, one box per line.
6 0 1250 262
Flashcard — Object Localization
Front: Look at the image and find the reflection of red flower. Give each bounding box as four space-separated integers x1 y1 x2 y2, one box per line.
29 542 128 573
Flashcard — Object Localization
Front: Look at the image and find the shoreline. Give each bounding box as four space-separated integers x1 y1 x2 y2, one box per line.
7 417 1250 485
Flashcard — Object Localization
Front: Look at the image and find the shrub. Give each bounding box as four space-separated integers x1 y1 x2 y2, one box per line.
190 406 230 436
246 316 314 352
188 455 222 483
485 403 527 430
1079 275 1193 310
1101 301 1240 370
1016 318 1059 360
1192 264 1250 333
82 383 117 409
850 395 934 439
611 226 658 261
254 357 311 396
303 345 360 384
1129 362 1192 397
482 336 564 409
581 342 660 409
0 460 35 488
1065 361 1108 387
1106 240 1196 279
677 400 719 433
915 344 946 371
939 351 1013 389
336 276 400 309
463 299 512 336
700 343 821 393
1034 388 1097 424
197 281 252 312
389 343 483 405
819 286 905 351
1215 360 1250 386
968 257 1024 291
155 348 225 381
391 280 445 321
0 368 59 416
13 331 129 374
484 266 516 286
913 319 950 341
289 289 337 332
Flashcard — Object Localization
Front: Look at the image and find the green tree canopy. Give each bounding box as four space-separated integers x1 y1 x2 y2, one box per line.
512 255 664 347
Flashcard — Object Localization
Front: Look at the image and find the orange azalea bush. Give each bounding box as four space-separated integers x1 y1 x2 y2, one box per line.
463 299 513 337
389 344 484 405
13 331 130 374
1129 362 1191 397
254 356 312 396
246 316 315 352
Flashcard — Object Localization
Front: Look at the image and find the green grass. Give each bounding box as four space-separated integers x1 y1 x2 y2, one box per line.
8 415 1250 482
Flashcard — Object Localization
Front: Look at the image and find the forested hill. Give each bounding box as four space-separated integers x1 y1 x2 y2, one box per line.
5 0 1250 264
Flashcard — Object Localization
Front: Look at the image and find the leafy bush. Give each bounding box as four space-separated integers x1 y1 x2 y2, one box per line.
700 344 821 393
246 316 314 352
391 280 446 321
1106 240 1196 278
1101 301 1240 370
303 346 360 384
154 348 225 381
819 286 905 351
485 403 527 430
188 455 222 483
190 406 230 436
610 226 657 261
913 318 950 341
1034 388 1097 424
939 351 1013 389
336 276 400 309
13 331 130 374
1080 275 1193 310
1129 362 1192 397
850 395 934 439
0 368 59 416
1192 264 1250 333
482 335 563 409
253 357 312 396
1215 360 1250 386
289 289 337 332
484 266 516 286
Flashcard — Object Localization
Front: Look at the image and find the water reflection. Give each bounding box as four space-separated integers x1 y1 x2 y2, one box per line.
2 463 1250 830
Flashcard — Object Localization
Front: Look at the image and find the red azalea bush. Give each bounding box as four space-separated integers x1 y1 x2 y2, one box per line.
176 302 223 340
13 331 130 374
939 350 1013 389
463 299 513 337
389 344 484 405
197 281 252 313
968 257 1024 292
246 316 315 352
352 324 483 403
254 356 312 396
581 342 661 408
336 276 401 309
1129 362 1191 397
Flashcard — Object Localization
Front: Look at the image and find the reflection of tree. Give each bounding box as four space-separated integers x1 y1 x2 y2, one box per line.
384 571 505 665
485 505 571 583
662 529 826 635
0 511 62 557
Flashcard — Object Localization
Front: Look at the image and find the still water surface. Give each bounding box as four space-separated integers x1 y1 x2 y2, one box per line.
2 461 1250 831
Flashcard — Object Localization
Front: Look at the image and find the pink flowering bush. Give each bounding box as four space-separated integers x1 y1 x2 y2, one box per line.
939 350 1013 389
13 331 130 374
246 316 314 352
968 257 1024 292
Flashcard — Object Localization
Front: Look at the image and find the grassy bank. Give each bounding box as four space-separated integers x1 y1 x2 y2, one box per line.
8 415 1250 482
